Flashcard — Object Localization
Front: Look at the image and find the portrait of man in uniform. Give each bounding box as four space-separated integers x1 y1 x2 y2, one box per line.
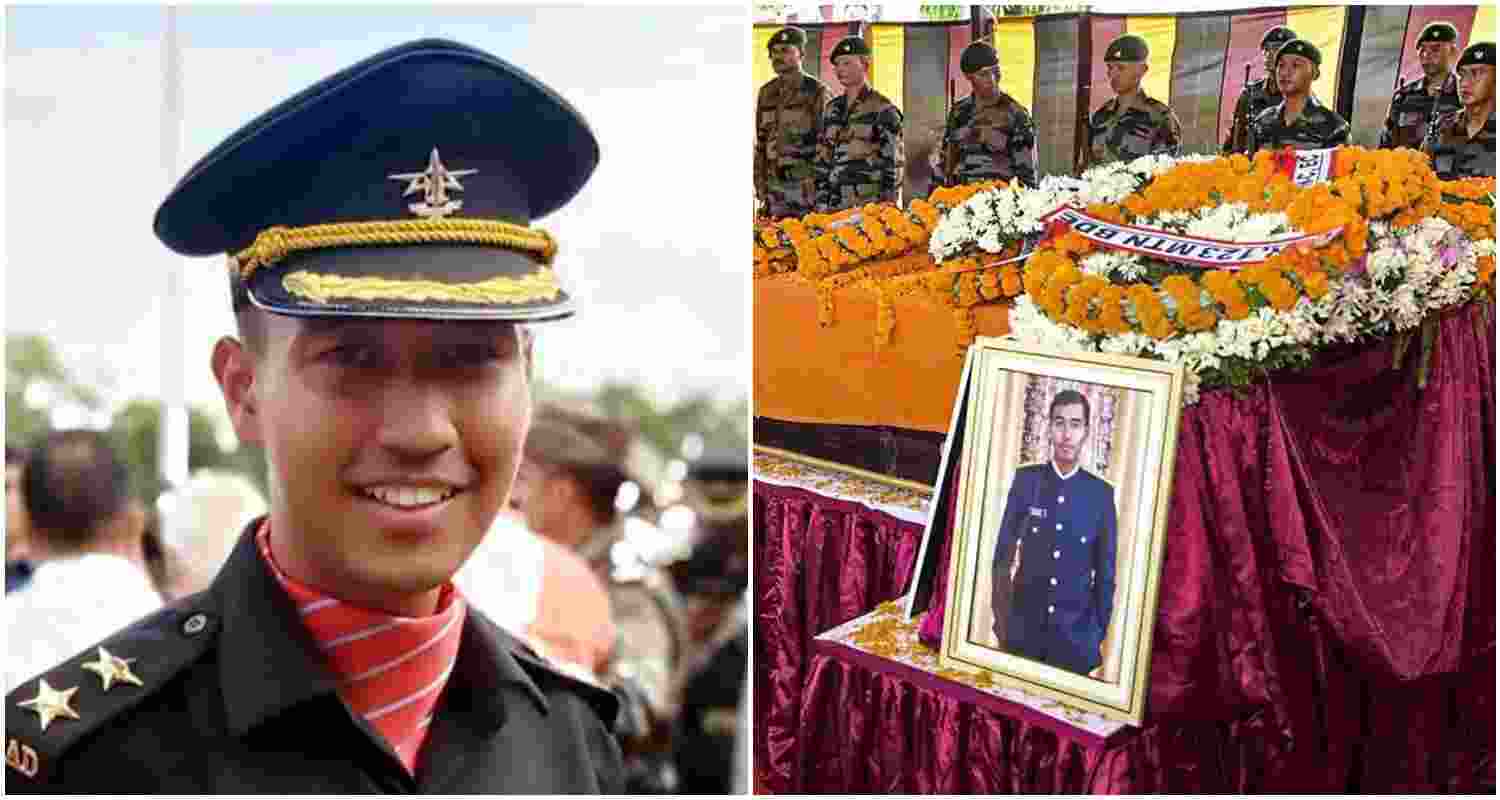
987 389 1118 679
937 343 1183 725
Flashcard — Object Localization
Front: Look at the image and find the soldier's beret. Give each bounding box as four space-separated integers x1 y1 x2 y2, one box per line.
154 38 597 322
1456 42 1496 69
1275 38 1322 67
1103 34 1149 63
959 41 1000 74
829 36 871 62
768 26 807 50
1417 22 1460 45
1260 26 1297 50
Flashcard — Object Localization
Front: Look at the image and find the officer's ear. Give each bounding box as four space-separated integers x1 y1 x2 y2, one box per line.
212 335 263 448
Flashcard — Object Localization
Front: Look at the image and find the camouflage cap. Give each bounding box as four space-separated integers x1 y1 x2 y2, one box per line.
1104 34 1149 64
1456 41 1496 69
1417 22 1460 45
1276 38 1322 67
768 26 807 51
959 41 999 74
1260 25 1297 50
829 36 871 62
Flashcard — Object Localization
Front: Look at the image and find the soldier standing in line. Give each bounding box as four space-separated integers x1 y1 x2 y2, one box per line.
1247 39 1350 153
1223 25 1298 154
815 36 905 213
1422 42 1496 179
1381 22 1464 150
938 41 1038 188
1080 34 1182 172
754 26 831 220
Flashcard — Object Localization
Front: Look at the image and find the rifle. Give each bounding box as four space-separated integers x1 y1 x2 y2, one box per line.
1226 62 1253 154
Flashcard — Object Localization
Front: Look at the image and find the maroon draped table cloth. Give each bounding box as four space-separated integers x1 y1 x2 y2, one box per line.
752 480 928 794
762 304 1495 793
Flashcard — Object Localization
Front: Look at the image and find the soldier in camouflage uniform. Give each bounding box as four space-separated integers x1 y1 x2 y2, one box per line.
1081 34 1182 171
816 36 905 212
1223 26 1298 154
939 41 1038 188
1422 42 1496 179
755 27 831 219
1381 22 1463 150
1247 39 1350 152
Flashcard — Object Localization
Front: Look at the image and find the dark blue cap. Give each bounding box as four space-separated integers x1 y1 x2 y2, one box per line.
154 38 598 322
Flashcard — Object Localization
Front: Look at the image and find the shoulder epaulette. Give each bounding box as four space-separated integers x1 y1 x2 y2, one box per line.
508 644 621 727
6 597 218 784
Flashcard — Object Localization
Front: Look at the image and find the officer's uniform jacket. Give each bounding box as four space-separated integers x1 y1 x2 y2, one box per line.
1380 72 1461 150
1222 77 1282 154
755 72 831 219
1247 95 1350 153
815 85 905 212
5 523 623 793
991 462 1117 676
940 90 1038 188
1421 107 1497 179
1082 93 1182 171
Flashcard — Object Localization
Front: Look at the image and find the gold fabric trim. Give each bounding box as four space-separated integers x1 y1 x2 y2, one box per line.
282 267 562 305
231 219 556 281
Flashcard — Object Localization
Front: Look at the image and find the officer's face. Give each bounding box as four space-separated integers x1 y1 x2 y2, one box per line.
1049 402 1088 471
1458 63 1495 108
1105 61 1146 95
1276 54 1316 97
1418 41 1457 78
214 315 530 614
966 66 1000 99
833 54 868 89
770 43 802 75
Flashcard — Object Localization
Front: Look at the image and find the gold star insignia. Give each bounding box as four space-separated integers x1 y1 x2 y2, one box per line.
16 679 80 732
80 647 144 692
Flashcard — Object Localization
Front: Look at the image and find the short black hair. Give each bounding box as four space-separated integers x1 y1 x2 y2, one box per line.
23 430 131 552
1049 389 1091 427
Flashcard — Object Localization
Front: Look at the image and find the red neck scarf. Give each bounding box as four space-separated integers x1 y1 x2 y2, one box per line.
256 523 466 775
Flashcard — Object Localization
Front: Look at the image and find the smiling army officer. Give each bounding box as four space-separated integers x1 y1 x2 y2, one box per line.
939 41 1038 188
1247 39 1350 152
991 390 1118 678
1222 25 1297 154
5 39 623 793
1422 42 1497 179
755 26 832 219
1080 34 1182 171
816 36 905 212
1381 22 1463 151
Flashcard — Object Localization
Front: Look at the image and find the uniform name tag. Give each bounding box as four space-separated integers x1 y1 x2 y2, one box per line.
1029 506 1047 519
6 738 39 778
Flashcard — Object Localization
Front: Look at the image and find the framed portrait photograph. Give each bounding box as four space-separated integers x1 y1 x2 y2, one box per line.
938 337 1185 725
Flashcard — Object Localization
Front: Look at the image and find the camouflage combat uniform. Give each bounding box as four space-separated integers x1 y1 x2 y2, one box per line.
815 85 905 212
1081 94 1182 170
1421 108 1497 179
755 72 831 219
1247 96 1350 152
939 90 1038 187
1380 73 1462 150
1222 77 1282 154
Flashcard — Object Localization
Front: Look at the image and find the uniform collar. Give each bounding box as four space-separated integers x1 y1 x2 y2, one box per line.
1051 459 1082 481
1277 94 1323 124
211 518 548 738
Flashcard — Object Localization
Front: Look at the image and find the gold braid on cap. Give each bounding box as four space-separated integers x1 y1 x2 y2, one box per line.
231 218 556 278
228 219 560 306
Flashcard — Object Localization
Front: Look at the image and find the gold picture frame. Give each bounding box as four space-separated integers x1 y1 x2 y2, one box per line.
937 337 1184 726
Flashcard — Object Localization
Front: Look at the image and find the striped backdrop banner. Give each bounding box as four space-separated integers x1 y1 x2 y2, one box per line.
1476 4 1497 45
1286 6 1348 107
994 17 1037 112
870 23 906 110
1170 13 1232 155
1125 15 1179 107
753 27 777 96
